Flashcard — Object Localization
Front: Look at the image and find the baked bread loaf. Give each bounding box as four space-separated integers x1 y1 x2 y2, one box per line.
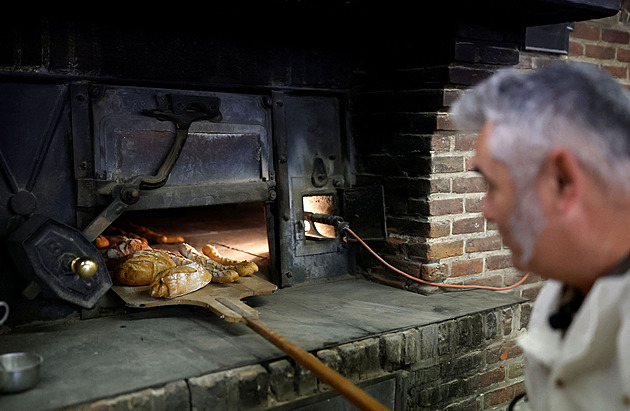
101 237 153 270
202 244 258 276
114 250 176 286
159 249 188 266
149 261 212 298
178 243 239 283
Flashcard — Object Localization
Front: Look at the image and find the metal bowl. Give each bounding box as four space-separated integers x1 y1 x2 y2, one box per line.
0 352 43 393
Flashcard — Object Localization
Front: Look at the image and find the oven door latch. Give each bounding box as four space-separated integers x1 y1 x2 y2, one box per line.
82 95 222 242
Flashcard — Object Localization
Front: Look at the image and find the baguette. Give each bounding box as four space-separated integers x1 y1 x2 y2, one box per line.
149 261 212 298
178 243 239 283
163 235 185 244
95 235 110 249
202 244 258 276
109 226 148 244
127 222 184 244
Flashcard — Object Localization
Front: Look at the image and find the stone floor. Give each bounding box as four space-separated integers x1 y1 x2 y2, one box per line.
0 276 523 411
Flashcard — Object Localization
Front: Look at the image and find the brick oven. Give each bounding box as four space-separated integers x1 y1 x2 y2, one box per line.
0 1 619 410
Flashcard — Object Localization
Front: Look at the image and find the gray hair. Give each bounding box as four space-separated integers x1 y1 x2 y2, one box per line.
451 62 630 195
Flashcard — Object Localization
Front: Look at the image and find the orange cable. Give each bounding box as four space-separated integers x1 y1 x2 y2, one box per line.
346 228 529 291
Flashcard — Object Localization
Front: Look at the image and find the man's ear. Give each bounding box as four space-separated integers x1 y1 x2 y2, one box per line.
542 148 584 212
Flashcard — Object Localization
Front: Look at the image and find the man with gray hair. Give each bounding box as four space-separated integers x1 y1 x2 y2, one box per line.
450 62 630 410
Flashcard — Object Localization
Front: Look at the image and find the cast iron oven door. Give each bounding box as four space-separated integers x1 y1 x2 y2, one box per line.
74 84 275 228
271 91 386 287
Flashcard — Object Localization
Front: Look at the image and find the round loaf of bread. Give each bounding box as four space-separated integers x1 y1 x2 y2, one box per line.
101 237 152 270
114 250 176 286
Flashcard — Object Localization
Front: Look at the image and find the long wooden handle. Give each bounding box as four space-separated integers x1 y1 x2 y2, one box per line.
246 317 390 411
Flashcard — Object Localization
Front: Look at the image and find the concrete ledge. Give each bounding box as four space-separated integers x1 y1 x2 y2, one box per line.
0 277 527 410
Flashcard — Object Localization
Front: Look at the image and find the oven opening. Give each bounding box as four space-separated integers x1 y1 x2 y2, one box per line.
303 194 337 240
100 202 270 282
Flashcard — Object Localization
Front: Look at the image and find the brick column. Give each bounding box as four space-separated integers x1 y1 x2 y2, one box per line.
352 23 541 296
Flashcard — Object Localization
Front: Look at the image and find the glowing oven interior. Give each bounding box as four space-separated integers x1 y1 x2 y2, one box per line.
103 203 271 281
97 193 345 286
303 195 337 240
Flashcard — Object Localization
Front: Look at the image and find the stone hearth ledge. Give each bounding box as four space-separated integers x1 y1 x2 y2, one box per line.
0 276 525 410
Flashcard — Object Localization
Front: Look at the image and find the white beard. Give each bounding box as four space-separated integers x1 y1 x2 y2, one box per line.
509 186 548 265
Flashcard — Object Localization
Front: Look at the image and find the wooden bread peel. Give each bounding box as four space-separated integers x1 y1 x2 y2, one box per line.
111 275 389 411
111 274 274 321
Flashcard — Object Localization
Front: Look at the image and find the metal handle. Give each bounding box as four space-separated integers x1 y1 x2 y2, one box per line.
71 256 99 279
138 127 190 190
82 95 222 242
304 212 349 231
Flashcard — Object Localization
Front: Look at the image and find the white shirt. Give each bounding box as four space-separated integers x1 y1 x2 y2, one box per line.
518 270 630 411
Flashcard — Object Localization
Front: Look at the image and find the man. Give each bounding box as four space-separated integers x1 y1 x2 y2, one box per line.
450 62 630 410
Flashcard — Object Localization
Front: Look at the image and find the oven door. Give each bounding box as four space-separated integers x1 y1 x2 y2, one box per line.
73 83 275 230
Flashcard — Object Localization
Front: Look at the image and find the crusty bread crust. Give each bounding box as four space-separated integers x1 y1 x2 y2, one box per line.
149 262 212 298
114 250 176 286
202 244 258 276
178 243 239 283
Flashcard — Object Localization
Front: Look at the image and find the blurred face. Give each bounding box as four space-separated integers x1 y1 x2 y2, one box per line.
472 122 547 270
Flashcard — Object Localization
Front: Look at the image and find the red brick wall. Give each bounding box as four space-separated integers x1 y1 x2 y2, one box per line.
414 97 541 294
568 3 630 89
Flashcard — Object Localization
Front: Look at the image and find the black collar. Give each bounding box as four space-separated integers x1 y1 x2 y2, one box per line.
548 285 583 333
607 250 630 277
